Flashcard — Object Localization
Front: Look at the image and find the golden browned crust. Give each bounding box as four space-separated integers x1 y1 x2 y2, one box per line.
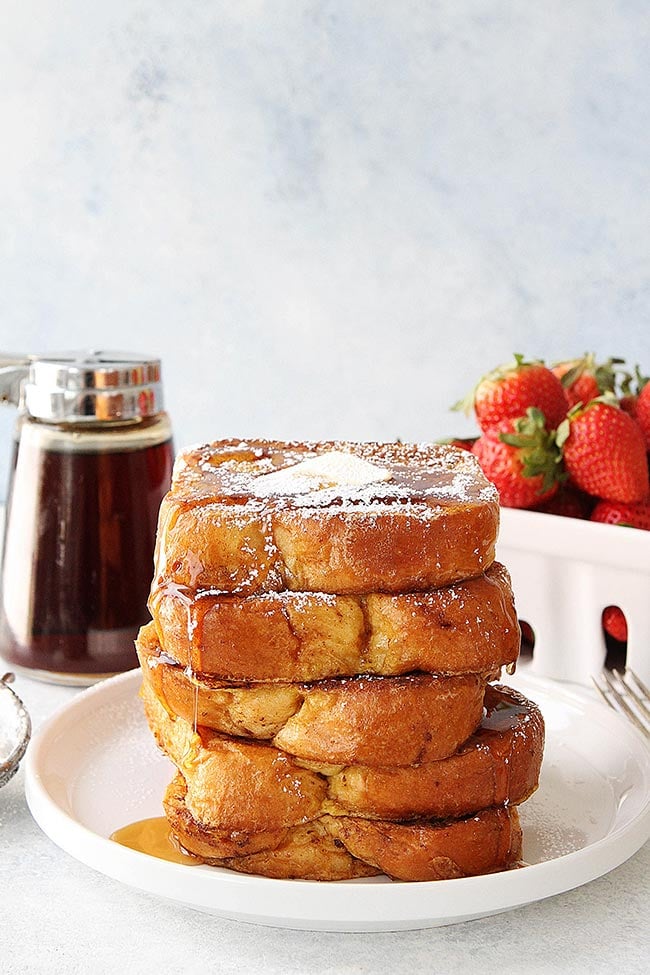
324 807 522 881
324 683 545 819
164 775 522 881
139 629 304 738
142 677 543 824
142 683 327 846
163 775 379 880
269 673 485 766
139 646 486 766
140 439 541 883
153 439 499 594
147 562 519 681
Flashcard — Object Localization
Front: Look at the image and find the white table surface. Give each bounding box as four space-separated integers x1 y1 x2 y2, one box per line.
2 664 648 975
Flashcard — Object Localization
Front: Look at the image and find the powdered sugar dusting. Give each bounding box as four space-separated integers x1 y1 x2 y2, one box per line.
171 439 498 512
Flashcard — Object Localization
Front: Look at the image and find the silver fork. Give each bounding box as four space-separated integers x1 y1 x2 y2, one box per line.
592 668 650 739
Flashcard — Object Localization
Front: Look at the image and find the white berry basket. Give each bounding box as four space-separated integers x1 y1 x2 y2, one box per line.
497 507 650 687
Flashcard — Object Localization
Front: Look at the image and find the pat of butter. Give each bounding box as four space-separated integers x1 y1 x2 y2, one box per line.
254 450 393 494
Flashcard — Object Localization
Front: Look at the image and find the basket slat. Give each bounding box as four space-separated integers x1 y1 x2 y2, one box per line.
497 508 650 686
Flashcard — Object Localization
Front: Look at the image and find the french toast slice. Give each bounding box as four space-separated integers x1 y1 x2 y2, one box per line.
139 647 486 765
142 681 327 848
163 775 380 879
154 439 499 594
323 683 544 819
148 562 519 681
261 671 484 766
163 774 522 881
322 806 522 882
141 679 543 823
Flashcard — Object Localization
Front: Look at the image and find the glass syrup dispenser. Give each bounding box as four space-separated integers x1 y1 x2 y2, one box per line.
0 351 173 684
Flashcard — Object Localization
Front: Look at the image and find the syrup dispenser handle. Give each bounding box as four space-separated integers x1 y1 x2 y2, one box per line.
0 355 30 407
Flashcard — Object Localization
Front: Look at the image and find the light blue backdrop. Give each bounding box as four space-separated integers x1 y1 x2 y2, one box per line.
1 1 649 494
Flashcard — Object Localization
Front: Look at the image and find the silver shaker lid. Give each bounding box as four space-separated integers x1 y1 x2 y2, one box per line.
1 351 164 422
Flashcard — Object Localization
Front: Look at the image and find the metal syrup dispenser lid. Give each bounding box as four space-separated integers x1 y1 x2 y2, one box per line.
1 351 164 423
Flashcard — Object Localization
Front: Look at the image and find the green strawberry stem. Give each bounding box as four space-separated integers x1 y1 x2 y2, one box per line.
499 407 565 492
553 354 625 395
618 362 649 396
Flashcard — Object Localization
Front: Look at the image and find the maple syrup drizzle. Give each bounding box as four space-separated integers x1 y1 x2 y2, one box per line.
193 680 199 733
110 817 203 865
159 580 202 732
187 597 199 733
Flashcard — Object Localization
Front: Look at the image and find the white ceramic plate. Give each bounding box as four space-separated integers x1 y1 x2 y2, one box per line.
25 669 650 932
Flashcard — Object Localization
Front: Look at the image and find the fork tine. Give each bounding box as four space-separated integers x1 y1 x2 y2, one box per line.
627 669 650 701
591 675 611 708
612 669 650 722
595 669 650 739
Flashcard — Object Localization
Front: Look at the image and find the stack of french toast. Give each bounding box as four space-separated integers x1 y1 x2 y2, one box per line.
138 439 544 881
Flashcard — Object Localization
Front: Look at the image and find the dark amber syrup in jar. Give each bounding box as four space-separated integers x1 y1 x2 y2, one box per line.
0 424 173 681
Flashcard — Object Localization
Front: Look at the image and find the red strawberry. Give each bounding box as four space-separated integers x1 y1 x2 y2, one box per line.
556 399 649 503
552 354 623 409
455 355 569 433
472 408 562 509
617 365 650 448
636 382 650 451
602 606 627 643
437 437 477 453
619 393 638 421
533 485 594 519
590 498 650 530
